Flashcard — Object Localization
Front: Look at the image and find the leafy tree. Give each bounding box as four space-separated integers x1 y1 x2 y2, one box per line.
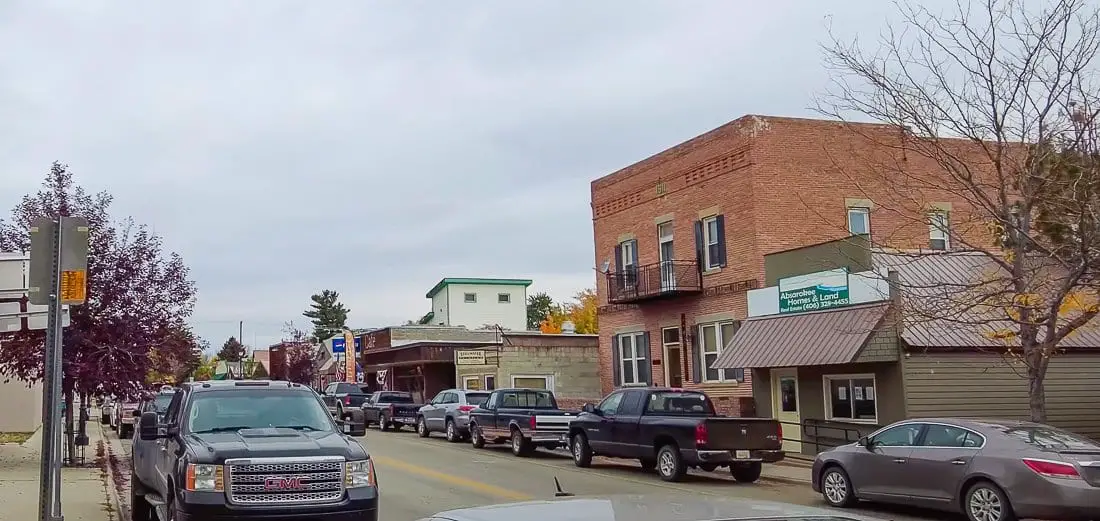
302 290 350 343
284 342 320 385
192 357 217 381
818 0 1100 421
0 163 196 398
403 312 434 325
539 289 598 334
147 322 204 384
217 336 246 362
526 292 555 330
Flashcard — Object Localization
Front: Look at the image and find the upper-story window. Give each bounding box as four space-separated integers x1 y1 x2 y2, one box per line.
497 293 511 303
928 211 949 250
847 207 870 236
463 293 477 303
615 239 639 287
695 215 727 270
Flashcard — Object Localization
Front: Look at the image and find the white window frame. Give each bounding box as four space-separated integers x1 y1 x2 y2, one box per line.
928 211 949 250
661 326 682 387
822 373 879 424
697 321 739 384
463 292 477 303
510 374 555 392
702 216 721 270
620 240 635 269
847 207 870 236
617 332 646 386
497 293 511 303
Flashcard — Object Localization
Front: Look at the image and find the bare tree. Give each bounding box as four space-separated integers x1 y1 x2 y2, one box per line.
817 0 1100 421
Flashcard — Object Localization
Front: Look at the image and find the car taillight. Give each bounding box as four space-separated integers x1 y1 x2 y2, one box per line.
457 405 476 412
343 396 351 406
1022 458 1081 479
695 423 708 446
529 416 537 430
777 422 784 442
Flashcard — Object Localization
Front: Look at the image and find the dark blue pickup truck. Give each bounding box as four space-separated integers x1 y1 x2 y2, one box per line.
468 388 577 457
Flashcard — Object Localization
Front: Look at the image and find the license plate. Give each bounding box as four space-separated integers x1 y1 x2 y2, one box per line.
735 450 750 459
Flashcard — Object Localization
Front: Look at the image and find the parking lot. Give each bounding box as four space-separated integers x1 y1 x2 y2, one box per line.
108 420 941 521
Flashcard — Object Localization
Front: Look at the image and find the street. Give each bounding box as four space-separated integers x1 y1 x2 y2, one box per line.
107 424 944 521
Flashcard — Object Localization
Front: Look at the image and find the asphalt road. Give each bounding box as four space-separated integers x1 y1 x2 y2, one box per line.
113 426 946 521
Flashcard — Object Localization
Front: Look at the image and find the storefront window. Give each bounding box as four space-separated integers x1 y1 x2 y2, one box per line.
824 375 877 422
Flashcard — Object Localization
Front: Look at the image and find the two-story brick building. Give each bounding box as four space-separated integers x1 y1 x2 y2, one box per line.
591 115 992 415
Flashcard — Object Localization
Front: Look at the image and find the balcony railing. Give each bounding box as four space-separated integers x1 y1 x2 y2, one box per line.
605 260 702 304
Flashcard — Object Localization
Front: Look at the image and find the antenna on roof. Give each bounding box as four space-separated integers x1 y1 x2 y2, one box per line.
553 477 573 497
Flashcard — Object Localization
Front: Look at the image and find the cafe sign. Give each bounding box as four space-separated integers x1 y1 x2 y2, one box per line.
455 349 487 365
778 268 850 314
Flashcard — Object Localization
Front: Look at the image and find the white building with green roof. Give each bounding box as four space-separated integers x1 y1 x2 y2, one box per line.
424 277 533 331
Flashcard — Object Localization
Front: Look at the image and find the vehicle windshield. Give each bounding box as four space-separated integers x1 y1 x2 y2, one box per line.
152 393 174 413
466 393 490 406
499 390 556 409
186 390 335 434
378 393 415 403
645 391 716 415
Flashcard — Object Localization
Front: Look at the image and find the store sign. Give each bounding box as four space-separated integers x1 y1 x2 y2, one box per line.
778 268 850 314
455 350 486 365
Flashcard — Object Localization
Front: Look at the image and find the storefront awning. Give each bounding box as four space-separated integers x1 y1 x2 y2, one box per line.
712 302 891 369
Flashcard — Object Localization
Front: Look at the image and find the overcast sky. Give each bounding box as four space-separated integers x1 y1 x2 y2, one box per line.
0 0 931 349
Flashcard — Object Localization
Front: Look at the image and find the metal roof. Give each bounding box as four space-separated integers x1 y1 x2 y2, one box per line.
873 252 1100 348
712 302 891 369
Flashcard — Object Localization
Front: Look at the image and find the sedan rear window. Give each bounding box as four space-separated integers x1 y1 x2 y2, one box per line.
466 393 490 406
997 425 1100 452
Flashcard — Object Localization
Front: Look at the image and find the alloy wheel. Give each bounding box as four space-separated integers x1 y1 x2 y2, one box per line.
968 487 1003 521
446 421 456 441
657 450 675 477
572 438 584 461
823 470 847 504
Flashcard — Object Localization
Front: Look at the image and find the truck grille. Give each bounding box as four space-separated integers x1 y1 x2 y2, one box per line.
225 457 345 505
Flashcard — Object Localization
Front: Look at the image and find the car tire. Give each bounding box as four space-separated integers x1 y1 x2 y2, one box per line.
964 480 1016 521
571 433 592 468
470 424 485 448
819 465 856 508
730 462 762 483
130 472 152 521
510 428 533 457
378 414 390 432
655 444 686 482
416 417 430 438
445 419 460 443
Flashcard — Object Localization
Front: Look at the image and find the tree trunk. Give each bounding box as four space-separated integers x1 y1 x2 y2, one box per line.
1027 361 1048 423
63 390 75 466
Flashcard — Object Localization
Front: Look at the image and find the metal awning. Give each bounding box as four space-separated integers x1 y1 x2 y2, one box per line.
712 302 891 369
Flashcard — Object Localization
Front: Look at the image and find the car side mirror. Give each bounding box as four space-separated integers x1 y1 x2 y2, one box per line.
858 436 872 449
139 412 162 440
582 403 599 415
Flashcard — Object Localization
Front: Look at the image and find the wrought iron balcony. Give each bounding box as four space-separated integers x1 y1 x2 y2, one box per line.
605 260 702 304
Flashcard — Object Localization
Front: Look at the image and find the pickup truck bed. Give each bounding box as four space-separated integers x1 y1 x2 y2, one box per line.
469 388 577 457
568 387 784 483
362 391 423 431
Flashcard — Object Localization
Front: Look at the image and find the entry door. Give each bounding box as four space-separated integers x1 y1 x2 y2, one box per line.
771 368 802 454
658 222 675 290
662 327 683 387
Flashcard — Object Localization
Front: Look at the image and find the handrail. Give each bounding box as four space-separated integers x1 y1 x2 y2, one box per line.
776 418 882 454
606 260 701 303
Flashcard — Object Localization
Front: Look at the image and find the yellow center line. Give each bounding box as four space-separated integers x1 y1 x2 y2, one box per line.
370 454 534 501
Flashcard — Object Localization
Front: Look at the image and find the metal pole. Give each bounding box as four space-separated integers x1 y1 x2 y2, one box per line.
37 218 65 521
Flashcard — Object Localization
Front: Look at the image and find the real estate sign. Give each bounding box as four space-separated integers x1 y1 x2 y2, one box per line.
778 268 850 314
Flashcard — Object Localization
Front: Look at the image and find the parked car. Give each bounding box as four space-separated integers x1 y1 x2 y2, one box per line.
812 418 1100 521
416 389 491 442
131 380 374 521
320 382 373 418
113 397 142 438
362 391 423 431
468 388 576 456
568 387 784 483
99 397 115 425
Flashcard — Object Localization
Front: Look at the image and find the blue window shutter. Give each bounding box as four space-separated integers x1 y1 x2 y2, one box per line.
722 320 742 381
690 332 702 383
611 335 621 387
614 244 623 273
693 220 704 267
715 214 727 267
638 332 651 386
629 239 639 266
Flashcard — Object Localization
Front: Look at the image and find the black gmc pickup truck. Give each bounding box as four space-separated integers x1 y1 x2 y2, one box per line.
568 387 784 483
468 388 577 457
131 380 376 521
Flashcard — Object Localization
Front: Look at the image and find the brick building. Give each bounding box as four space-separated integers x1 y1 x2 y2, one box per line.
591 115 992 415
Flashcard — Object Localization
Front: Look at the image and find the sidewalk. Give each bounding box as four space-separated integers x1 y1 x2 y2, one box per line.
0 417 115 521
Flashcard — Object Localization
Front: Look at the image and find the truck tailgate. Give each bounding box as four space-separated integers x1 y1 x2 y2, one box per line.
702 418 782 451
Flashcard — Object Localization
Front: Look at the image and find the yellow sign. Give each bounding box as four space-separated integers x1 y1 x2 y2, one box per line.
344 330 357 384
60 270 87 304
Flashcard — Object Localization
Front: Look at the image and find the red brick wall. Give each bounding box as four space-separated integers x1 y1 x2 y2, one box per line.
592 115 995 415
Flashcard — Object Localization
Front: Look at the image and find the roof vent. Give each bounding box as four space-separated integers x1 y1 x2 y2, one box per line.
561 321 576 334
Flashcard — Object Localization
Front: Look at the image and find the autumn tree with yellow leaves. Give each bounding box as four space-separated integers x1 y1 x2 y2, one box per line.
819 0 1100 421
539 289 598 334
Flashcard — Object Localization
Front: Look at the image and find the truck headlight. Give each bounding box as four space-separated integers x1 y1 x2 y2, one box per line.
185 464 224 492
345 459 375 488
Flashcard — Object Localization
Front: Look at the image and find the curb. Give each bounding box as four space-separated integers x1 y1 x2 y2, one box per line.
97 420 130 521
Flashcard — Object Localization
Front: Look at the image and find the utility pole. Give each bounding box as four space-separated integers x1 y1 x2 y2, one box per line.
29 216 89 521
238 320 244 379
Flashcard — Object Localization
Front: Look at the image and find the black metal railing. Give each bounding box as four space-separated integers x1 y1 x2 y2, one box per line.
606 260 702 304
777 418 881 456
